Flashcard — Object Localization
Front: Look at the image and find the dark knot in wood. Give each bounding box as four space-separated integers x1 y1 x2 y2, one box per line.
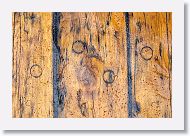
30 64 42 78
140 46 153 60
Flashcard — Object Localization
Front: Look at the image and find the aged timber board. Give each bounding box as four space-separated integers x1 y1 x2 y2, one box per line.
12 12 172 118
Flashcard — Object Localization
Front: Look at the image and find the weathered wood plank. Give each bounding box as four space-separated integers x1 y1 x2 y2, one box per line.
57 12 129 118
129 12 172 117
12 12 172 118
12 12 53 118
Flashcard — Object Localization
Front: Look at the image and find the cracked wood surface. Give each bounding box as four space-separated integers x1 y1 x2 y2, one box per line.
12 12 172 118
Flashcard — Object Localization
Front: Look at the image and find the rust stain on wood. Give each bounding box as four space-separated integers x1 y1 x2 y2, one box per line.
12 12 172 118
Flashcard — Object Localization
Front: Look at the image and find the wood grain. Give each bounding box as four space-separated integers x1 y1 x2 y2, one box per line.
12 12 53 118
56 12 128 118
129 12 172 117
12 12 172 118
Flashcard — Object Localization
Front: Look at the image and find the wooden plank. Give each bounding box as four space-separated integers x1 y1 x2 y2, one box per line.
12 12 53 118
12 12 172 118
129 12 172 117
57 12 129 118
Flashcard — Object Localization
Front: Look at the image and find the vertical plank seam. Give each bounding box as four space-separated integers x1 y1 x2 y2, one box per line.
52 12 61 118
125 12 133 118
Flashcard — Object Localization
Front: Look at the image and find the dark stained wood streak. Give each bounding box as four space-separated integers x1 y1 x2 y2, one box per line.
52 12 61 118
125 12 133 118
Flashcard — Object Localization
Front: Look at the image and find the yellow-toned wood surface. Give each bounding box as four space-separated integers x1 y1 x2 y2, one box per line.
57 13 128 118
12 12 172 118
12 12 53 118
129 12 172 117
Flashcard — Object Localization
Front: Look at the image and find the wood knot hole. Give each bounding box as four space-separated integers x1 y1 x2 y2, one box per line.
140 46 153 60
72 40 86 54
103 70 115 84
30 64 42 78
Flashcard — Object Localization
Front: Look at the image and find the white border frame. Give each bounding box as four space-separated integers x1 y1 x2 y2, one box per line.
0 0 184 130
